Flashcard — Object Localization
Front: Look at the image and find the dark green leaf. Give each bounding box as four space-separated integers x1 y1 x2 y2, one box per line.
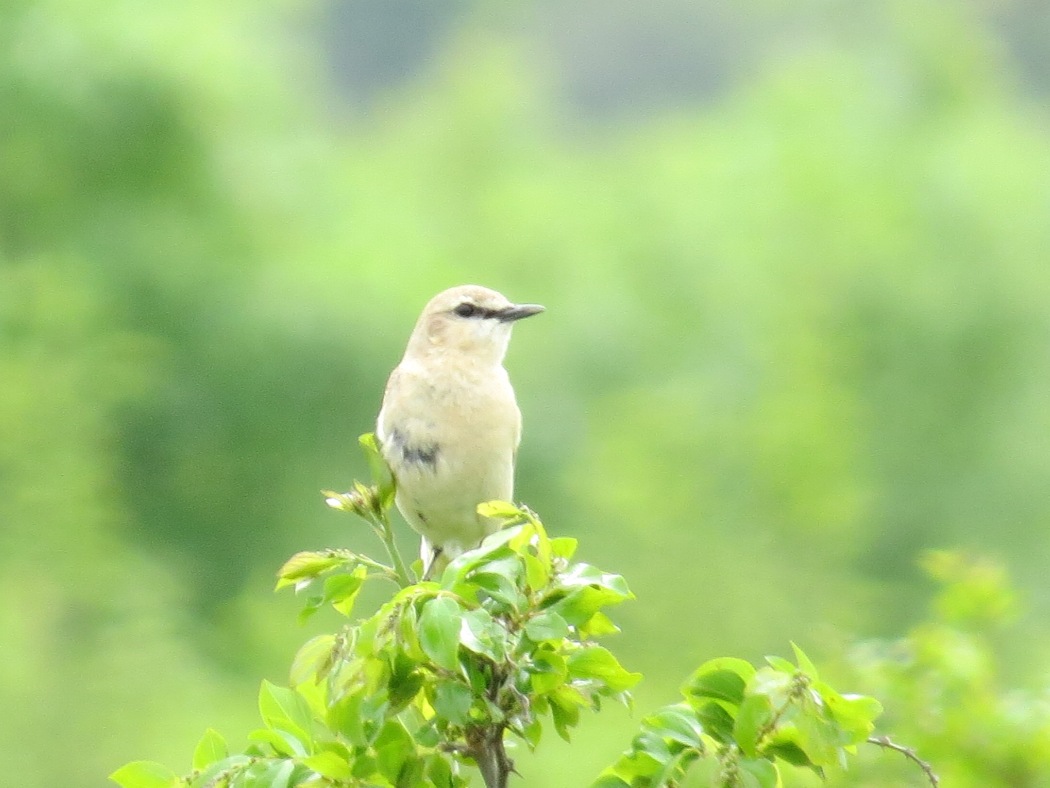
694 702 735 745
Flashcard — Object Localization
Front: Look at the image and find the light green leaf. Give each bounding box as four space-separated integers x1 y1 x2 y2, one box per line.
790 642 819 680
458 607 506 661
359 432 396 507
682 658 755 707
418 596 463 671
550 536 578 560
523 552 550 591
324 565 367 616
303 750 353 781
289 634 337 686
258 681 314 743
275 551 345 590
530 649 568 695
739 756 780 788
566 646 642 692
817 684 883 742
433 680 474 724
476 500 523 519
579 611 620 638
559 563 633 598
191 728 228 770
734 695 774 757
375 719 415 783
109 761 179 788
246 727 307 758
524 609 570 642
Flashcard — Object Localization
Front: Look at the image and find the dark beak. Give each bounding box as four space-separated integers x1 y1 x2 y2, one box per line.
497 303 545 322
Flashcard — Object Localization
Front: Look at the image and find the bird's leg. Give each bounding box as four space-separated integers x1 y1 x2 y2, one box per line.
421 544 444 581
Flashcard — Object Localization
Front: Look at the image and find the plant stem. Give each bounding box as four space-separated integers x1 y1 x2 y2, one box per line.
374 511 414 588
468 725 512 788
867 735 939 787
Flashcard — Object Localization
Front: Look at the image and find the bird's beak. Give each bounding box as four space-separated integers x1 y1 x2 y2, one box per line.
497 303 545 322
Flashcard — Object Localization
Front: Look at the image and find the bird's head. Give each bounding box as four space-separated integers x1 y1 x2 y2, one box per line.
407 285 544 364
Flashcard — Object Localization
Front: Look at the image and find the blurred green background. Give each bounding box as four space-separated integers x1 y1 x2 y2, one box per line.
3 0 1050 785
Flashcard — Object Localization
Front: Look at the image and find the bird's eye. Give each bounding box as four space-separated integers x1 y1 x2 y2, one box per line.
454 302 478 318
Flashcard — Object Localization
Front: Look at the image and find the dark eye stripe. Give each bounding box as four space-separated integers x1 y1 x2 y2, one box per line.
453 302 499 319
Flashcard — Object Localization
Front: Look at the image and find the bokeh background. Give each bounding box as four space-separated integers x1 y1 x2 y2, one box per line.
3 0 1050 785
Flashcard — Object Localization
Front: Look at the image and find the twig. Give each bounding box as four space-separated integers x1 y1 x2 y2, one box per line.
373 508 414 588
867 735 939 787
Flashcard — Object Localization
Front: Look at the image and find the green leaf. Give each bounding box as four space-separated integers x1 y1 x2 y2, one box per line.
246 728 308 758
734 695 774 757
375 719 416 783
109 761 179 788
433 680 474 725
694 702 735 745
324 565 367 616
682 658 755 707
560 563 633 598
458 607 507 661
476 500 524 519
359 432 395 507
524 609 570 642
642 704 705 750
790 642 819 680
549 685 586 741
190 755 253 786
425 753 459 788
566 646 642 692
191 728 228 770
258 681 314 743
739 756 779 788
239 758 295 788
552 587 630 626
765 655 796 673
530 649 568 695
578 611 620 638
289 634 337 686
388 654 425 712
418 596 463 671
523 552 550 591
303 750 353 781
550 536 578 560
275 551 346 590
817 685 883 743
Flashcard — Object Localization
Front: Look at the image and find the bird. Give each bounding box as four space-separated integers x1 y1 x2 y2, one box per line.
376 285 544 578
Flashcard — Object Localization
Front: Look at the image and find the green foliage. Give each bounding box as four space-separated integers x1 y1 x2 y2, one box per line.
114 438 639 787
826 552 1050 787
597 647 882 788
112 439 908 788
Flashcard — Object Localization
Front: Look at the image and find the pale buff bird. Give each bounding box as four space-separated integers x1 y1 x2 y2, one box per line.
376 285 544 577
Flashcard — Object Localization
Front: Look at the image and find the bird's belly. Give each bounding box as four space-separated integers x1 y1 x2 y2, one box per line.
393 442 513 551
